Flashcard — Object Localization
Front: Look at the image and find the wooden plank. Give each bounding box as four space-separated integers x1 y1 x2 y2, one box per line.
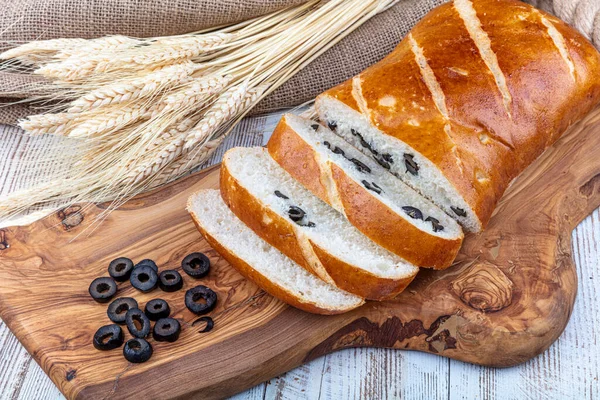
264 356 326 399
318 349 449 400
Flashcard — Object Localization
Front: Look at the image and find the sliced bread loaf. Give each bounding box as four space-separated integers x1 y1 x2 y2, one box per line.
220 147 419 301
187 189 364 315
267 113 463 270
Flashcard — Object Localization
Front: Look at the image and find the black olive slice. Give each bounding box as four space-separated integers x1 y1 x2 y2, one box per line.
451 206 467 217
323 140 346 156
153 317 181 342
381 153 394 163
359 138 372 151
144 299 170 321
125 308 151 338
185 285 217 315
108 257 134 282
404 154 419 176
350 158 371 173
123 338 153 363
402 206 424 220
134 259 158 273
158 269 183 292
327 121 337 130
93 324 124 350
89 277 117 303
374 155 391 170
181 252 210 279
274 190 289 200
425 216 444 232
331 146 345 156
362 180 383 195
288 205 306 222
107 297 138 324
130 265 158 292
311 124 319 130
193 316 214 333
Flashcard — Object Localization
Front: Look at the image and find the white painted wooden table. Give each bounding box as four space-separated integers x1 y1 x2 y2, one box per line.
1 111 599 399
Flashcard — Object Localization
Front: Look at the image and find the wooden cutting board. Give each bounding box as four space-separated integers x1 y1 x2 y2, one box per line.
1 107 599 400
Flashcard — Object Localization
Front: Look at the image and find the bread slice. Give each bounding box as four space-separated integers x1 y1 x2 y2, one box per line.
187 189 364 315
220 147 419 301
315 93 482 233
267 113 463 270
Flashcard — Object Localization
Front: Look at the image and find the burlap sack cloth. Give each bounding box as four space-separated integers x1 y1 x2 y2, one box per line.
0 0 592 225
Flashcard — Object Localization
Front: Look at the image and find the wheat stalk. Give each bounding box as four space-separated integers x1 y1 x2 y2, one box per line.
18 112 78 135
162 74 232 112
0 0 398 221
126 84 263 185
131 33 234 65
56 36 142 59
68 62 197 112
0 38 90 60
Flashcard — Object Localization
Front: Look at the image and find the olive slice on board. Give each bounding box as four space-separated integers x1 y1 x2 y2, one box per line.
130 265 158 293
134 259 158 273
144 299 170 321
123 338 153 363
107 297 138 324
181 253 210 279
192 316 214 333
108 257 134 282
158 269 183 292
125 308 151 338
153 317 181 342
185 285 217 315
89 277 117 303
93 324 124 351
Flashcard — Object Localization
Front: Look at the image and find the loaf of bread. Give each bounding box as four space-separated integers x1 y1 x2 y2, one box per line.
267 113 464 269
316 0 600 232
187 0 600 313
220 147 419 300
187 189 365 314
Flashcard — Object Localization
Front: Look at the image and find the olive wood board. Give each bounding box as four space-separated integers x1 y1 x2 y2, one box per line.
1 106 600 400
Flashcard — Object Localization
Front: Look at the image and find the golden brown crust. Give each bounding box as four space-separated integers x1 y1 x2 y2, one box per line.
220 150 417 300
318 0 600 230
309 240 417 301
267 119 332 204
188 207 363 315
330 164 461 270
267 116 463 269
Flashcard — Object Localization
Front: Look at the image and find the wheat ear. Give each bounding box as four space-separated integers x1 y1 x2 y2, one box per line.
127 85 264 185
67 62 196 113
161 74 232 113
151 135 226 187
131 34 233 65
183 84 249 150
56 36 141 59
19 113 78 135
0 39 89 60
68 103 155 138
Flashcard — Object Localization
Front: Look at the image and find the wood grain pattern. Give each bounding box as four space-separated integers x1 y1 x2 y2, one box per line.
1 104 600 399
